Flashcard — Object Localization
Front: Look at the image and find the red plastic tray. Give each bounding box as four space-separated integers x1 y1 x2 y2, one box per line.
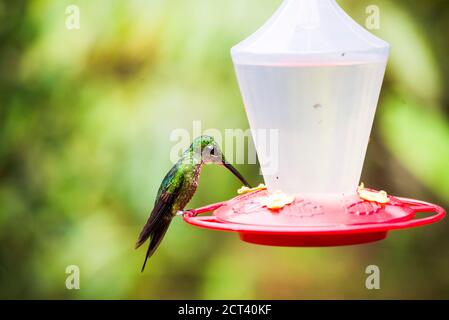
183 190 445 247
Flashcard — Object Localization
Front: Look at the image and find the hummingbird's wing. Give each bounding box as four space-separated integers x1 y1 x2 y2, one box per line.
136 166 187 271
135 191 178 249
137 190 177 272
140 216 171 272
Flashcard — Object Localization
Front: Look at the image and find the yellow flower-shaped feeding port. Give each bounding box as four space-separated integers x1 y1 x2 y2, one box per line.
261 191 295 210
237 183 267 195
357 183 390 204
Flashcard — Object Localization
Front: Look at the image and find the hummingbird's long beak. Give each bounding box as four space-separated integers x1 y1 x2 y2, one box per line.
222 161 251 187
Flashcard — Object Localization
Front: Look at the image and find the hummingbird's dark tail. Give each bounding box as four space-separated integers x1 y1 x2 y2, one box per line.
140 218 171 272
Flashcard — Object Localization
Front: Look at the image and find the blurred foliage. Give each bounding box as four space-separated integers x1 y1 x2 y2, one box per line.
0 0 448 299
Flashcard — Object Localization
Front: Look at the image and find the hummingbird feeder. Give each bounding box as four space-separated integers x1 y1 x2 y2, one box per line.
183 0 445 246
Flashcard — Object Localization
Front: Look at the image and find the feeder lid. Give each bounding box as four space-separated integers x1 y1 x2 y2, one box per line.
231 0 390 65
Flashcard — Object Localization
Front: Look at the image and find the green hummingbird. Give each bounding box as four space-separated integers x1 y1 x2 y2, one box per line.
136 135 251 272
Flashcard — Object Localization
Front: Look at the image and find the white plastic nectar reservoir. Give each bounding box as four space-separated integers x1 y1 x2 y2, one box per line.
232 0 390 195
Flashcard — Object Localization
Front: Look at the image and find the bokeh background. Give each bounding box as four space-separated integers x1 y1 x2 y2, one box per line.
1 0 448 299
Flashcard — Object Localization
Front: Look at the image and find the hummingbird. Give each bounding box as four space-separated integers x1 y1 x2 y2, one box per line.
136 135 251 272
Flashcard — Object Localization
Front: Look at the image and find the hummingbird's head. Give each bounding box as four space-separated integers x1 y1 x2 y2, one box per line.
190 135 251 187
191 135 223 165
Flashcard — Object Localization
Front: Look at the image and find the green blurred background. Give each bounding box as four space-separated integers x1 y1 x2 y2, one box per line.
0 0 448 299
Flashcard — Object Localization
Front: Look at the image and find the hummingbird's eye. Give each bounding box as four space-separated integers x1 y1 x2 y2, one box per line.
210 147 217 156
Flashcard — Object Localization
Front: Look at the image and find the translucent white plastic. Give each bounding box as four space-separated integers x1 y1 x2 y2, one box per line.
232 0 389 195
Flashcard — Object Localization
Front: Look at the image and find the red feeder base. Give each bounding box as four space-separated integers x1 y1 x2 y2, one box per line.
183 190 445 247
239 232 388 247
